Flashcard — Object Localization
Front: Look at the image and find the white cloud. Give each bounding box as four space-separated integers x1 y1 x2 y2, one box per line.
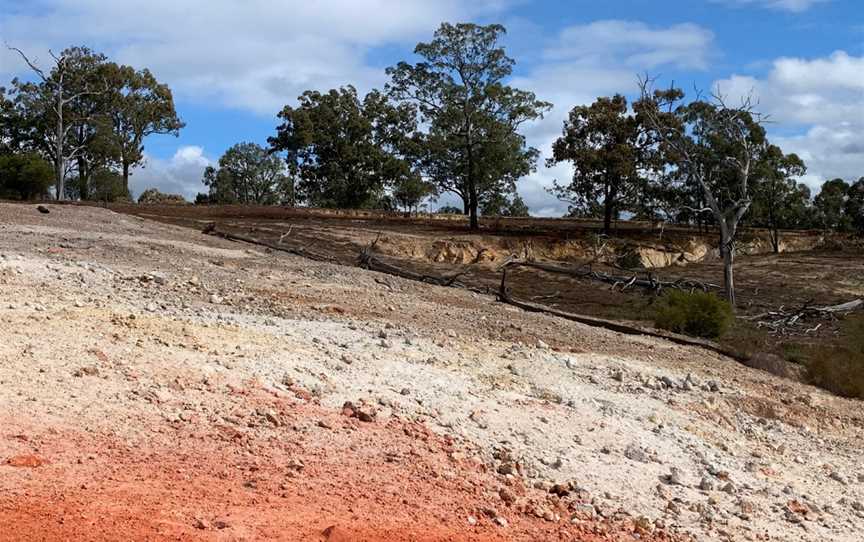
712 0 831 13
129 145 212 201
714 51 864 192
512 21 715 215
0 0 512 114
544 21 714 70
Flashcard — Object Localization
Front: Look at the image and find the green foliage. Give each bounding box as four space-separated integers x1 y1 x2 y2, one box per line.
103 64 184 188
6 45 183 200
87 168 130 202
845 178 864 234
203 143 290 205
269 86 415 209
654 290 733 339
0 152 53 200
138 188 186 205
548 95 654 233
386 22 550 229
814 178 852 231
480 193 530 217
393 175 434 212
436 205 463 215
803 316 864 399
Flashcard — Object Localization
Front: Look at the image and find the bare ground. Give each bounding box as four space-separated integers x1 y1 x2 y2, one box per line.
1 202 863 541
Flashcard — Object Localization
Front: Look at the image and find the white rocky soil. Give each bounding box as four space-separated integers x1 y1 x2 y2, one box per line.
1 202 862 541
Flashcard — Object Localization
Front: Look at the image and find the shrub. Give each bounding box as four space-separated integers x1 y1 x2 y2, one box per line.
138 188 187 205
0 152 53 200
654 290 733 339
804 315 864 399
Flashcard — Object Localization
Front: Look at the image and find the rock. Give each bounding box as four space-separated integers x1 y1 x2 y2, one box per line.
537 339 549 350
342 401 376 422
499 488 516 504
193 518 210 530
399 388 410 396
829 471 848 485
666 467 688 487
264 411 282 427
466 515 477 525
209 294 223 304
721 482 737 495
36 205 50 214
5 454 44 468
317 420 333 429
497 462 516 476
624 444 650 464
611 369 624 382
699 477 715 491
493 516 508 527
73 366 99 377
549 483 570 497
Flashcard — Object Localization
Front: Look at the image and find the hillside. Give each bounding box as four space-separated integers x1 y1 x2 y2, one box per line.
1 203 862 541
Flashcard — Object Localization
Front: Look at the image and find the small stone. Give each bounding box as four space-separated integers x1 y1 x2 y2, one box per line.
467 515 477 525
497 462 516 476
209 294 223 304
666 467 687 486
494 516 508 527
193 518 210 530
499 488 516 504
829 471 848 485
699 477 715 491
624 444 650 463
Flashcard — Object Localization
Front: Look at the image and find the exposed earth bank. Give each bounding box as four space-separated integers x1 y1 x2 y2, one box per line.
0 203 862 541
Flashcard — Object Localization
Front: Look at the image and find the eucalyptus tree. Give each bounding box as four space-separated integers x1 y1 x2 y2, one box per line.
387 23 550 230
105 65 184 192
269 86 418 208
547 95 652 234
637 80 770 306
749 145 807 252
203 142 289 205
6 45 110 199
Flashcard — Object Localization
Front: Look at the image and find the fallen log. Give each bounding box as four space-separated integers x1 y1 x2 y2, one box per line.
357 246 469 287
496 269 746 361
499 259 718 294
745 298 863 335
203 224 334 263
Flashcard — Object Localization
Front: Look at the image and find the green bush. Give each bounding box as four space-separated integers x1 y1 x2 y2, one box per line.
0 152 53 200
804 315 864 399
654 290 733 339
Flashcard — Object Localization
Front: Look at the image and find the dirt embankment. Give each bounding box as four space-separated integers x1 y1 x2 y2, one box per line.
1 202 863 542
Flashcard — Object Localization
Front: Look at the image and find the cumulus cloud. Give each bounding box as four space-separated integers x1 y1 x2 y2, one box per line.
128 146 212 201
0 0 512 114
714 51 864 191
712 0 831 12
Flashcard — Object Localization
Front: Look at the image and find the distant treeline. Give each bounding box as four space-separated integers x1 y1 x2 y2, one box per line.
2 25 861 241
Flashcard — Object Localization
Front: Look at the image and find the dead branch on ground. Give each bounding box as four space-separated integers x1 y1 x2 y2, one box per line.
499 259 719 294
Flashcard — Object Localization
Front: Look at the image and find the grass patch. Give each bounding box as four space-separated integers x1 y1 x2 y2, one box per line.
654 290 733 339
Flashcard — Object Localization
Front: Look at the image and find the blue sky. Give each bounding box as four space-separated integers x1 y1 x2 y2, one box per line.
1 0 862 214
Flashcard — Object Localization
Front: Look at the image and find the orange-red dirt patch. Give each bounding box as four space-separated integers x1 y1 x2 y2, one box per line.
0 395 680 542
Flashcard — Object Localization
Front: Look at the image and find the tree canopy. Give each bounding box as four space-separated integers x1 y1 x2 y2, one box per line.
269 86 418 209
202 142 290 205
386 22 550 229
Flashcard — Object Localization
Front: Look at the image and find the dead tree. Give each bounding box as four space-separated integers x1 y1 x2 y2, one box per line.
637 77 767 308
7 46 106 200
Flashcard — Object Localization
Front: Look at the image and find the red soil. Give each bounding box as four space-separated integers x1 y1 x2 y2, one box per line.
0 387 678 542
